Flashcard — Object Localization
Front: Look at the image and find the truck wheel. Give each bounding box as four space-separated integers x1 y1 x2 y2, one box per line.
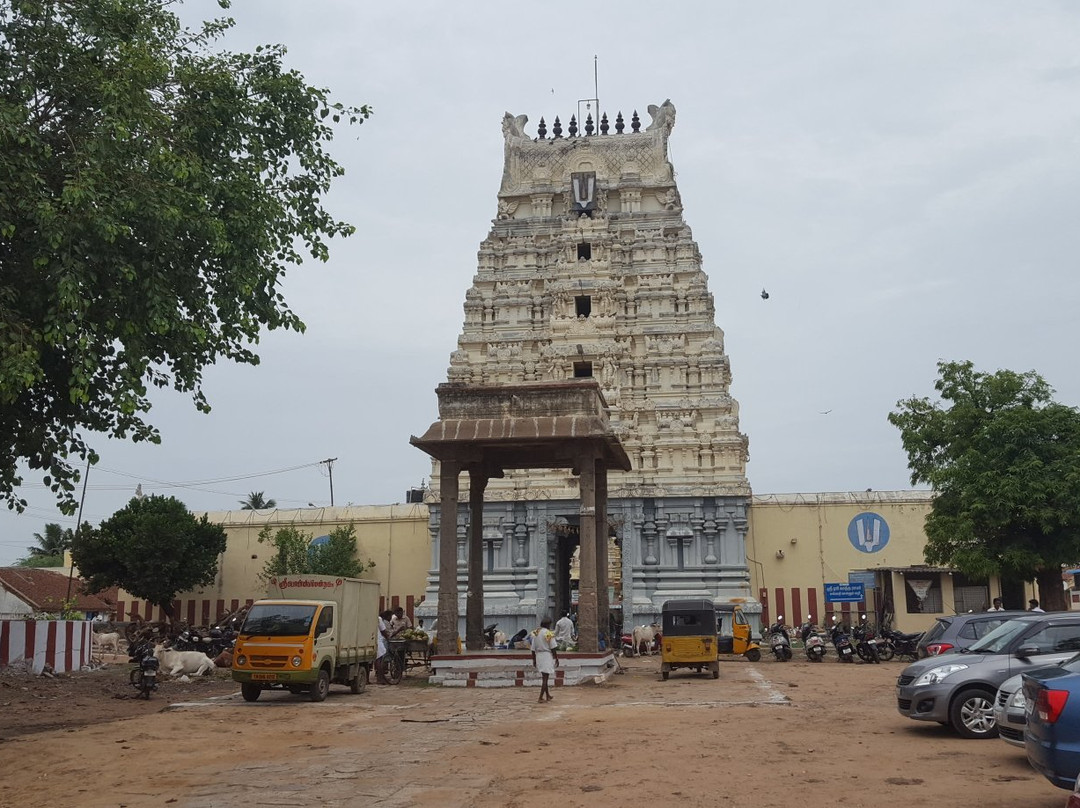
309 669 330 702
241 683 261 702
350 664 367 694
711 662 720 680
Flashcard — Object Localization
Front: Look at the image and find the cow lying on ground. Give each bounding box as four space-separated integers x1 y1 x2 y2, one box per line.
93 632 121 654
632 623 661 656
153 643 215 677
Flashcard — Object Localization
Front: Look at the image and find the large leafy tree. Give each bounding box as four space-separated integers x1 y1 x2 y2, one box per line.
889 360 1080 610
0 0 368 514
257 522 371 579
73 494 227 620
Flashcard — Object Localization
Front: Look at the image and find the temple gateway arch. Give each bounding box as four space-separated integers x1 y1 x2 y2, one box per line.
412 100 757 652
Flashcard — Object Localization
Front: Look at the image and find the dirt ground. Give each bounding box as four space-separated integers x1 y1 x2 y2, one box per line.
0 653 1070 808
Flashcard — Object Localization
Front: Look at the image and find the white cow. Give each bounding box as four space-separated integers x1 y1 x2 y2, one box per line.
93 632 121 654
632 623 661 656
153 644 215 677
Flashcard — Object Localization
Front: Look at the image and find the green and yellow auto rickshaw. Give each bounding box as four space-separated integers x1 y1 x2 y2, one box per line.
716 603 762 662
660 599 720 680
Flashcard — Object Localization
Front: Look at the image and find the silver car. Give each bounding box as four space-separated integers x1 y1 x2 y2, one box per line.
896 613 1080 739
993 653 1080 748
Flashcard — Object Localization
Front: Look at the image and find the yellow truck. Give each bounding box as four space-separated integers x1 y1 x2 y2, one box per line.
231 575 379 702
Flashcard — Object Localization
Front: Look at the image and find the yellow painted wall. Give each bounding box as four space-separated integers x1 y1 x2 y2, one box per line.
114 504 431 622
748 491 963 633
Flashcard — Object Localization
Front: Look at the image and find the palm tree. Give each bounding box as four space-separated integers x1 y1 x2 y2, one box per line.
240 491 277 510
22 523 73 565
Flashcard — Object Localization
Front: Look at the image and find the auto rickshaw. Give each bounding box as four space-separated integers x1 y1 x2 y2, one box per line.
659 599 720 680
716 603 762 662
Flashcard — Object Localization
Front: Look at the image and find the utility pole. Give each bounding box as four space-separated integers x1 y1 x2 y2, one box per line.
320 457 338 507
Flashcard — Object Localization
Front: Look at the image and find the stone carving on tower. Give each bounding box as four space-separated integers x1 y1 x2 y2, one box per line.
420 100 758 635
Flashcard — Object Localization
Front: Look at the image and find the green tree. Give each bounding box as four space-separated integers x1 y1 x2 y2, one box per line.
72 494 227 621
889 360 1080 610
258 522 371 579
0 0 369 515
240 491 276 510
16 522 73 566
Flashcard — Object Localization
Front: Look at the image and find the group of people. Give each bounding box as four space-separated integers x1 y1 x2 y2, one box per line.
986 596 1045 612
364 608 577 701
373 606 412 684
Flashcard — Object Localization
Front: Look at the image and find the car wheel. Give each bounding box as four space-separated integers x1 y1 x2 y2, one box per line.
241 683 261 702
949 688 998 739
309 669 330 702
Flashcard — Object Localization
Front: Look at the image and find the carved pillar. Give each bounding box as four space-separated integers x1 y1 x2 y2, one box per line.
466 470 488 651
437 461 461 655
577 450 599 653
596 460 610 645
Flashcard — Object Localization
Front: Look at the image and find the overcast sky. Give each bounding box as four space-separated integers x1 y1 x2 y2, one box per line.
4 1 1080 564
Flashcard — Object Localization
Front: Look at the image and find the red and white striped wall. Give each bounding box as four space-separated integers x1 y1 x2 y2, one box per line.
759 588 870 628
0 620 94 674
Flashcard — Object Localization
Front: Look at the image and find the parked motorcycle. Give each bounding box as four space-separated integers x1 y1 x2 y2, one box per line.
799 617 826 662
128 641 160 699
768 616 792 661
879 626 923 662
851 615 880 664
830 617 855 663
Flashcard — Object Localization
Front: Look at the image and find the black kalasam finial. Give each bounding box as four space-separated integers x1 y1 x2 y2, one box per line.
552 116 563 138
568 115 578 137
584 113 594 136
631 110 641 132
615 112 624 134
537 117 547 139
599 113 609 135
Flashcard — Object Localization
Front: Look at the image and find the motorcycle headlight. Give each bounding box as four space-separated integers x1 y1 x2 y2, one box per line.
1007 688 1027 710
913 663 968 686
236 654 247 666
291 656 302 667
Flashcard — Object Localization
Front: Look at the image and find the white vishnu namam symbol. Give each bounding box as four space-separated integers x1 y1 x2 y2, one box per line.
854 516 882 552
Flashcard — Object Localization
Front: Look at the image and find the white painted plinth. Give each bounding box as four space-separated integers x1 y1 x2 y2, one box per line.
429 651 617 688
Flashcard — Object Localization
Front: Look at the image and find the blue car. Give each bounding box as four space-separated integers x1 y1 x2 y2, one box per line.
1023 666 1080 805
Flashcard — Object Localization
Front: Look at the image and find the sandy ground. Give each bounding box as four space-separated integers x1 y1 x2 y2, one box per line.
0 653 1069 808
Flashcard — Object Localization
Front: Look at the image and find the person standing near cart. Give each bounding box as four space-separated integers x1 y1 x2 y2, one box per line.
530 618 559 703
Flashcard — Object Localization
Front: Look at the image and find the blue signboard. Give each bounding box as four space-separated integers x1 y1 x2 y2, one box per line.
848 512 890 554
848 571 877 589
825 582 866 603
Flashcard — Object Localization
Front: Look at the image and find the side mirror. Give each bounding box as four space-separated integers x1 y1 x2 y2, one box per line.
1016 645 1040 659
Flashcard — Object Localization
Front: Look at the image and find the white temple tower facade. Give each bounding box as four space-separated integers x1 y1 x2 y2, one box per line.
419 102 758 637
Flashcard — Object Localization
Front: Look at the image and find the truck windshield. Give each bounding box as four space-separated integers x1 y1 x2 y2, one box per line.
240 604 317 636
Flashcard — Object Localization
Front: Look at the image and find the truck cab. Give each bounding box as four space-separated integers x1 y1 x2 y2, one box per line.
231 576 378 702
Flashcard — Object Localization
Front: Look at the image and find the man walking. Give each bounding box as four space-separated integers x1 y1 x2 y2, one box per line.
530 618 559 703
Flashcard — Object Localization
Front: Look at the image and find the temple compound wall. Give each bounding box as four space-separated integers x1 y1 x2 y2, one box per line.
416 101 756 640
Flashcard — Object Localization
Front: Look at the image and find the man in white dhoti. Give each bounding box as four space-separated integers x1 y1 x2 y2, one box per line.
529 618 559 703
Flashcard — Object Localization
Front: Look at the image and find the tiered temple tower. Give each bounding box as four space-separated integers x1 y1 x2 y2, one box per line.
417 101 757 638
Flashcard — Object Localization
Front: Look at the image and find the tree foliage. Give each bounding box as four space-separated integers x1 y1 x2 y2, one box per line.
23 521 72 560
0 0 369 514
257 522 371 579
240 491 276 510
72 494 227 619
889 360 1080 609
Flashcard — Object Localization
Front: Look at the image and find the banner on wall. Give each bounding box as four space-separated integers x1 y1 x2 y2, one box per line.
906 578 934 602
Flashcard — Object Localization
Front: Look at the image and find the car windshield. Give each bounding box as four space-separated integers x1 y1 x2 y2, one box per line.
240 604 317 636
966 619 1030 653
